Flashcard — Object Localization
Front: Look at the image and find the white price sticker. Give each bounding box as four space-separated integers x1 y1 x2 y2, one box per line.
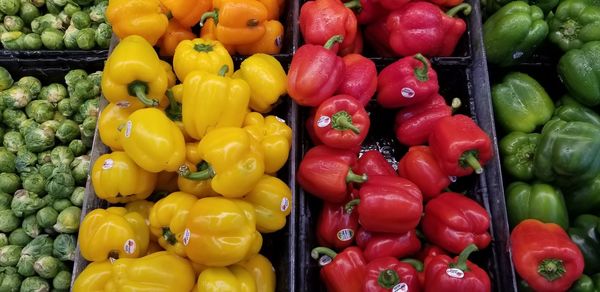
446 268 465 279
401 87 416 98
280 197 289 212
317 116 331 128
102 159 114 170
336 229 354 242
393 283 409 292
123 239 136 254
182 228 191 246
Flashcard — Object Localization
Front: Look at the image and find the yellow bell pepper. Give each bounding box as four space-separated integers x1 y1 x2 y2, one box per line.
155 171 180 193
184 197 262 266
196 266 257 292
171 84 184 103
186 142 202 164
149 191 198 257
178 161 219 198
161 60 177 88
243 175 291 233
235 20 284 56
179 127 265 197
106 0 169 45
232 54 287 113
91 151 157 203
98 102 142 151
125 200 157 242
79 207 150 262
182 67 250 140
238 254 276 292
173 38 234 82
243 112 291 174
120 108 186 173
72 261 113 292
146 240 164 255
101 35 169 108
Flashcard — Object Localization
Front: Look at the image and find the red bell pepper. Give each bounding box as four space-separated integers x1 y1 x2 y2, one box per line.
346 175 422 234
312 246 367 292
297 145 366 203
378 0 411 10
386 2 471 57
427 0 464 7
376 54 439 108
363 257 421 292
347 0 387 25
397 146 451 200
288 35 345 107
335 54 377 106
355 150 397 177
299 0 359 53
428 114 493 176
317 200 359 250
400 258 425 288
424 244 491 292
416 244 447 264
340 29 364 56
421 192 492 254
394 95 460 146
313 95 370 149
511 219 585 292
364 18 396 57
356 228 421 262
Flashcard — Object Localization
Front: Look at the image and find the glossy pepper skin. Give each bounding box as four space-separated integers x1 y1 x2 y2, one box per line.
98 102 142 151
422 192 492 254
424 244 491 292
394 94 455 146
364 257 421 292
184 197 262 267
101 35 169 108
499 132 540 181
91 151 157 203
243 112 292 174
160 0 211 28
349 175 423 234
566 176 600 219
243 174 292 233
313 95 370 149
554 102 600 126
238 254 276 292
492 72 555 133
149 191 197 257
173 38 235 82
356 228 421 262
511 219 585 292
233 54 287 113
199 0 268 45
235 20 285 55
311 246 367 292
355 150 397 177
568 215 600 275
558 41 600 106
483 1 549 67
288 35 345 107
547 0 600 52
377 54 439 108
299 0 358 53
106 0 169 45
398 146 451 201
177 161 219 198
429 114 493 176
196 266 257 291
353 0 387 25
334 54 378 106
571 274 600 292
120 108 186 173
506 182 570 230
387 2 471 57
297 145 365 203
79 207 150 262
72 261 113 291
158 19 197 57
317 200 359 249
364 18 396 57
182 66 250 140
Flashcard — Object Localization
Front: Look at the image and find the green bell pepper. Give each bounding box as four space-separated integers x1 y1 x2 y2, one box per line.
492 72 555 132
499 132 540 181
568 214 600 275
533 118 600 187
483 1 549 67
506 182 570 230
547 0 600 52
483 0 559 15
564 174 600 216
571 274 600 292
558 41 600 106
554 104 600 126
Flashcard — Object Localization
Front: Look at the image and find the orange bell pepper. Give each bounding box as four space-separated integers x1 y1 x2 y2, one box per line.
158 19 196 57
160 0 212 28
200 0 268 45
235 20 284 55
257 0 280 20
199 19 237 54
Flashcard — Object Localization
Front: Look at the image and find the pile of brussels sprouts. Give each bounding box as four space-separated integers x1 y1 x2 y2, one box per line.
0 66 99 291
0 0 111 50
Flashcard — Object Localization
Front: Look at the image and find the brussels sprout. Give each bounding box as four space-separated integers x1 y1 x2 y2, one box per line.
72 78 94 100
72 0 92 6
25 101 53 123
51 199 70 212
63 2 79 16
11 190 46 217
51 234 74 261
88 1 106 22
70 155 88 185
45 0 59 14
54 120 79 144
21 235 52 258
49 0 66 6
0 67 13 91
24 127 54 154
0 210 20 232
78 98 97 118
70 10 88 29
0 130 5 146
67 140 85 157
1 31 24 49
21 275 50 290
22 173 45 195
69 186 82 207
21 215 38 238
75 27 94 50
0 0 20 15
0 149 16 173
0 24 7 35
62 24 78 49
15 77 41 98
3 109 27 130
22 33 42 50
11 118 30 136
15 149 37 173
8 229 31 247
0 266 22 291
34 207 56 229
30 14 62 34
18 2 38 25
39 83 66 105
81 131 92 149
55 99 72 117
4 86 31 109
3 16 23 31
0 245 21 266
64 69 86 88
40 28 63 50
81 116 96 138
37 164 53 179
30 0 45 7
2 130 24 152
16 254 34 276
40 194 53 207
38 121 58 135
45 166 74 199
94 22 109 49
52 270 70 290
0 234 7 247
72 112 83 124
0 192 11 210
49 147 73 167
52 206 79 233
36 151 50 165
0 173 20 194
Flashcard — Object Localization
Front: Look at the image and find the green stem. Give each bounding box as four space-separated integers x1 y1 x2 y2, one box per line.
331 111 360 134
378 269 400 289
128 81 158 107
162 227 177 245
165 11 173 20
193 43 214 52
324 35 344 50
401 258 424 272
451 98 462 113
346 169 367 183
344 0 362 10
413 53 430 82
537 259 566 281
178 164 215 180
446 3 472 17
452 243 478 271
165 89 182 121
345 199 360 213
218 65 229 76
461 150 483 174
200 10 219 27
311 247 338 260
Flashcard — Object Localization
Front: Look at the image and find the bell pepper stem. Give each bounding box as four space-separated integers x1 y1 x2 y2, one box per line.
446 3 472 17
193 43 214 52
165 89 182 121
108 250 119 261
162 227 177 245
344 0 362 10
311 247 338 260
200 9 219 27
345 199 360 213
331 111 360 134
401 258 424 272
165 11 173 19
415 229 426 240
128 81 158 107
413 53 430 82
346 169 367 183
218 65 229 76
538 259 566 281
378 269 400 289
178 164 215 180
451 98 462 113
452 243 478 271
324 35 344 50
460 150 483 174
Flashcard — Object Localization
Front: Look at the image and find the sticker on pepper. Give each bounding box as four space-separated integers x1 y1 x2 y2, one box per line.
275 116 286 123
446 268 465 279
182 228 191 246
393 283 409 292
319 255 332 266
102 159 114 170
124 239 136 254
116 101 131 108
448 176 457 182
337 228 354 241
317 116 332 128
125 121 132 138
280 197 289 212
401 88 415 98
